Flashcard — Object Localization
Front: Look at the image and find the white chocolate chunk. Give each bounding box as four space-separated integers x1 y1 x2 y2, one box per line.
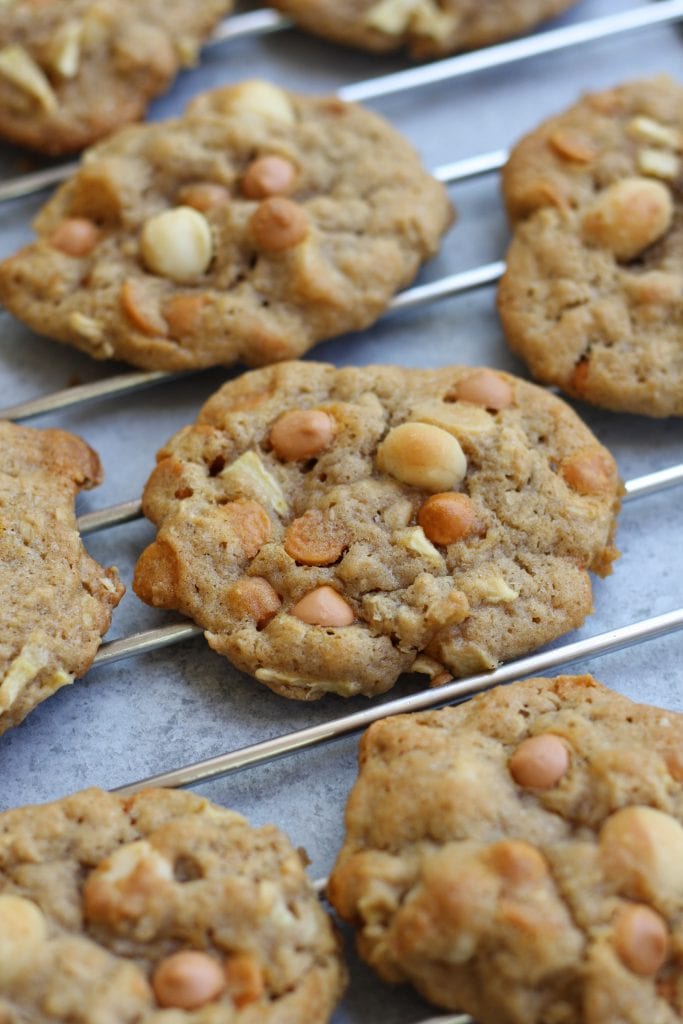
463 567 519 604
410 400 496 439
140 206 213 284
0 45 58 111
395 526 445 569
220 451 287 516
215 80 295 123
365 0 421 33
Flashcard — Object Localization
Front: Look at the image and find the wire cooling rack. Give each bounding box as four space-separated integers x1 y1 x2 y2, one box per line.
1 2 682 1022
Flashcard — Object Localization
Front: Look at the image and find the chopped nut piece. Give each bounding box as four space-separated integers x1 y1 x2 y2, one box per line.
376 422 467 493
394 526 444 569
225 953 265 1007
47 20 83 79
560 447 616 496
582 177 673 261
219 499 272 557
219 451 287 516
153 951 226 1010
140 206 213 283
0 44 57 111
196 80 296 123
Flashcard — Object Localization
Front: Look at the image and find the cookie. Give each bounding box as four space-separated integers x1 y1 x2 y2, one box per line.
0 0 231 155
498 76 683 418
267 0 579 58
0 421 124 736
0 786 345 1021
328 674 683 1024
132 360 621 701
0 80 453 371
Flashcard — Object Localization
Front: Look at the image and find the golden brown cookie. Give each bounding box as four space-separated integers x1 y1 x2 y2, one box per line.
268 0 579 59
132 361 621 700
0 0 231 154
328 674 683 1024
0 421 124 736
0 787 345 1021
498 76 683 417
0 80 453 370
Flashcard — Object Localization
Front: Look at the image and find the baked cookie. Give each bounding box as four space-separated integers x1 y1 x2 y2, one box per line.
328 674 683 1024
0 0 231 155
132 361 621 700
0 787 345 1021
0 421 124 736
268 0 579 59
498 76 683 418
0 81 452 372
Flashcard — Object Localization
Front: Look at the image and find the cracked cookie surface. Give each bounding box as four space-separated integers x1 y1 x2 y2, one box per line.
267 0 578 59
498 76 683 417
328 674 683 1024
0 81 453 371
0 421 123 736
0 0 231 154
0 787 345 1022
133 361 620 700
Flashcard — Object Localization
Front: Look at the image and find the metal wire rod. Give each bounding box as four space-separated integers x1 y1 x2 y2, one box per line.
2 0 681 203
0 261 505 423
209 8 290 45
77 463 683 537
111 607 683 795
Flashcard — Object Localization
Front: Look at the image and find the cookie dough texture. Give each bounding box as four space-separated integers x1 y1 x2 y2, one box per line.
133 361 621 700
268 0 578 58
0 81 453 370
498 76 683 417
0 787 345 1022
328 674 683 1024
0 422 124 736
0 0 231 154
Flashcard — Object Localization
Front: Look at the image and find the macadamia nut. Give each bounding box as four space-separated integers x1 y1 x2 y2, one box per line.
376 422 467 493
0 894 47 985
582 177 673 261
140 206 213 283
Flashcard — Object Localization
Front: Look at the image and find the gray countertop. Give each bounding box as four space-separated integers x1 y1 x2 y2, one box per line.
0 2 682 1021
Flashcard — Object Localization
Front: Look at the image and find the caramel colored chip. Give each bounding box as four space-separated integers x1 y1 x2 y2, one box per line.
549 128 597 163
242 155 297 199
178 182 231 212
291 585 354 627
49 218 100 256
270 409 336 461
284 510 347 565
417 492 476 546
164 293 206 339
613 904 669 976
120 278 167 336
560 448 617 496
453 370 514 411
219 499 272 557
509 733 570 789
153 951 226 1010
225 952 265 1008
249 196 309 252
225 576 281 627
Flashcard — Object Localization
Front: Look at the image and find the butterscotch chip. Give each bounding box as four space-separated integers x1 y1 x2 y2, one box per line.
266 0 579 59
0 421 123 736
0 80 453 372
133 361 620 701
0 0 232 155
0 788 345 1021
498 76 683 416
329 675 683 1023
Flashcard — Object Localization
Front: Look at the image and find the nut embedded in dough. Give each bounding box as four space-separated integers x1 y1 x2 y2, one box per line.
581 177 673 261
376 422 467 492
140 205 213 283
